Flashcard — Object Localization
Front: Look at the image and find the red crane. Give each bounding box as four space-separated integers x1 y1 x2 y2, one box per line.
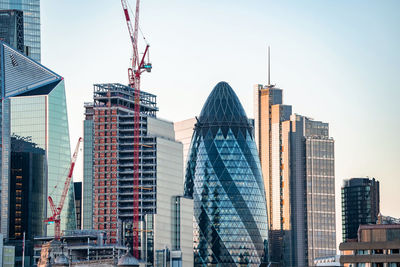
120 0 152 258
44 137 83 240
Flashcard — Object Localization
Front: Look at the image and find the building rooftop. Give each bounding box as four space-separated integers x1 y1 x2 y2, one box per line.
198 81 250 128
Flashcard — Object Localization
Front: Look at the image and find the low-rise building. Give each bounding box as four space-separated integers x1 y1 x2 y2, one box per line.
339 224 400 267
0 234 15 267
314 255 342 266
34 230 128 265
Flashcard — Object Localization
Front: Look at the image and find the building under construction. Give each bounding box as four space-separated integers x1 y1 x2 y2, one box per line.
83 83 194 266
34 230 129 265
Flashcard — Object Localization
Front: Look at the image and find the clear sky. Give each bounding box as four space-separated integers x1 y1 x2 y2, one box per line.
40 0 400 246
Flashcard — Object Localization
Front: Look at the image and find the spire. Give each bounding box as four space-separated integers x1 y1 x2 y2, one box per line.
268 45 271 86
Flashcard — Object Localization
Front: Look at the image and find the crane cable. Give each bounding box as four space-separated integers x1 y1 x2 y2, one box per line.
126 0 149 46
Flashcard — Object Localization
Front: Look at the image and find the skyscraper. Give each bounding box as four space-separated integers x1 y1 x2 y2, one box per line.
0 9 24 53
254 82 336 266
342 177 380 242
83 83 193 266
0 41 75 266
0 0 41 61
290 115 336 266
82 102 94 231
254 83 292 265
185 81 269 266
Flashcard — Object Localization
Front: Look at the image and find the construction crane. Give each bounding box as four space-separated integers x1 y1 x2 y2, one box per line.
120 0 152 258
44 137 83 240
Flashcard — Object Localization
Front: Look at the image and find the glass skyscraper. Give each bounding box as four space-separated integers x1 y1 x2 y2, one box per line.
342 177 380 242
0 9 24 53
0 41 75 265
303 117 336 265
255 82 337 266
185 82 269 266
0 0 41 62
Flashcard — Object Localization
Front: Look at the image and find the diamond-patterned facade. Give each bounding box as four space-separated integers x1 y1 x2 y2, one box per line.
185 82 269 266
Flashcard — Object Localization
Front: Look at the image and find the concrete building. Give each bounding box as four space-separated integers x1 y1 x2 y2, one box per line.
342 178 380 242
185 82 269 266
173 117 196 172
0 41 76 266
339 224 400 267
83 84 193 266
314 255 342 266
0 0 41 61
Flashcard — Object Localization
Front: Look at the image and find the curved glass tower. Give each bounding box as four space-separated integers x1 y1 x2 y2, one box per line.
185 82 269 266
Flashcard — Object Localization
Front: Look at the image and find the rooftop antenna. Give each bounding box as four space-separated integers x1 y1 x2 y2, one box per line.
267 45 271 86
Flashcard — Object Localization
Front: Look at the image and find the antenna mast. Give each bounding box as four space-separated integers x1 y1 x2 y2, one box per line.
268 45 271 86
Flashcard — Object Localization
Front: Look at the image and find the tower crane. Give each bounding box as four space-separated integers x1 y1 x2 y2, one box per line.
120 0 152 258
44 137 83 240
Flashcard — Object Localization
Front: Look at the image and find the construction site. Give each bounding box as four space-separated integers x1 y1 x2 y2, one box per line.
32 0 194 266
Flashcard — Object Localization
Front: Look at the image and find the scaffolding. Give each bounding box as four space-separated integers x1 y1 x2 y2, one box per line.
92 83 157 250
93 83 157 116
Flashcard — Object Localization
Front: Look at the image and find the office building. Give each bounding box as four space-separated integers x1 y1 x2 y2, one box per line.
290 115 336 266
184 81 269 266
173 117 196 171
314 255 342 266
82 102 94 230
0 41 76 265
1 234 15 267
0 0 41 61
254 83 292 265
254 81 336 266
339 224 400 267
83 83 193 266
74 182 82 230
342 178 380 242
0 9 24 53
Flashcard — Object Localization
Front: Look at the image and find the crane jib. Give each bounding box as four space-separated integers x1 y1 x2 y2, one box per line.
124 9 130 21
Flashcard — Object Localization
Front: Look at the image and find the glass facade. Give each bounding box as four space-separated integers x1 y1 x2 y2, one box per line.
185 82 269 266
0 43 75 247
8 137 46 266
254 84 292 266
10 79 76 235
47 80 76 231
0 0 41 61
82 104 93 230
342 178 380 242
290 115 337 266
305 133 336 265
74 182 82 230
0 9 24 53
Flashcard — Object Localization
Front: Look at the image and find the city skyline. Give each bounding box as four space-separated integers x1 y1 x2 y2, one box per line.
38 0 399 248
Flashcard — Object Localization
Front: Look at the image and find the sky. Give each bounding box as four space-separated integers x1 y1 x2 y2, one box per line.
40 0 400 246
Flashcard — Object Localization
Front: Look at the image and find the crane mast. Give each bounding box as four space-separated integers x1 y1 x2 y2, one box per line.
120 0 151 259
44 137 83 240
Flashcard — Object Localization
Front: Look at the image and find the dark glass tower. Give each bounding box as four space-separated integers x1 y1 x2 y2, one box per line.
0 41 75 266
0 9 24 53
342 178 380 242
0 0 41 61
185 82 269 266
